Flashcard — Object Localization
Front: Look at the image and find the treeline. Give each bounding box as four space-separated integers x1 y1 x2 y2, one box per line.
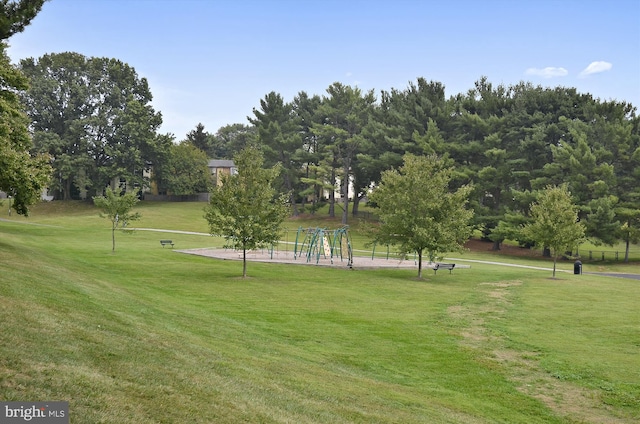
17 53 640 257
242 77 639 259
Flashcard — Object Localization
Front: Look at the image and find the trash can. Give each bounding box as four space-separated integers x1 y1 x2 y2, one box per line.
574 260 582 275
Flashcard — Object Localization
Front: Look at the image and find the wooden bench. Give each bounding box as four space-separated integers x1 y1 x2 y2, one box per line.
160 240 174 248
432 263 455 274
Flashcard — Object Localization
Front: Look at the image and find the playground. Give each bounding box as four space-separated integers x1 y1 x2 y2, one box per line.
180 226 422 269
180 246 423 269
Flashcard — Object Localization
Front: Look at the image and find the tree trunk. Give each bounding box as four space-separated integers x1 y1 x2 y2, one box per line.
111 224 116 252
242 248 247 278
417 250 423 279
492 240 501 251
289 191 298 217
625 235 630 262
341 197 348 224
284 173 298 216
300 192 306 215
552 256 557 278
328 169 335 218
341 161 349 225
64 177 71 200
352 195 360 217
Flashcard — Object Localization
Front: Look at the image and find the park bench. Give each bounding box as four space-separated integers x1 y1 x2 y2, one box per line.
432 263 455 274
160 240 174 248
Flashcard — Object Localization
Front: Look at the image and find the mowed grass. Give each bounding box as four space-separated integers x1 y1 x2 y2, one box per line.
1 201 639 423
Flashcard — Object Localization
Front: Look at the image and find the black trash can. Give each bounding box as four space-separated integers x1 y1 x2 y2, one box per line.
574 260 582 275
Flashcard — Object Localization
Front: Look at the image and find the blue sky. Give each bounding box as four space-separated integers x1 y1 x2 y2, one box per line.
6 0 640 139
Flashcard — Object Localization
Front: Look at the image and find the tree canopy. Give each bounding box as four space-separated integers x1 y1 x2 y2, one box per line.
235 78 638 256
0 1 51 215
204 146 289 277
154 141 211 195
0 0 46 39
523 185 585 277
11 43 640 254
93 187 141 252
19 52 162 199
369 154 474 278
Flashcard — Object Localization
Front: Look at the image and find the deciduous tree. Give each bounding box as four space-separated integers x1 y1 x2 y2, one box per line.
0 2 51 215
156 142 211 195
204 146 289 277
93 187 141 252
20 53 162 199
369 154 473 278
522 185 585 277
211 123 256 159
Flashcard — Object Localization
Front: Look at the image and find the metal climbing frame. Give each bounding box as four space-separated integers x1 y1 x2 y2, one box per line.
293 226 353 267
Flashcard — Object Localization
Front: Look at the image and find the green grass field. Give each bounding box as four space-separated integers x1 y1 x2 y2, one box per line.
1 201 639 423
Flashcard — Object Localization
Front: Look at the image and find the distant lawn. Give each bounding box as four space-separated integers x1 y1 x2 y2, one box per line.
1 201 638 423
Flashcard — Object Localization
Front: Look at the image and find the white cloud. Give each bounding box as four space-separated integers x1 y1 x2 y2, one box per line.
579 61 613 77
524 67 569 78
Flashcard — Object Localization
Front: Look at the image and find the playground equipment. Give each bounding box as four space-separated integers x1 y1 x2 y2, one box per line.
293 226 353 267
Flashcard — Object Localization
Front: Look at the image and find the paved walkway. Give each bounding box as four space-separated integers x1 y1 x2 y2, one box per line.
586 272 640 280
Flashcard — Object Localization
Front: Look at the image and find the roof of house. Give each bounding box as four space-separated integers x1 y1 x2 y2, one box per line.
208 159 235 168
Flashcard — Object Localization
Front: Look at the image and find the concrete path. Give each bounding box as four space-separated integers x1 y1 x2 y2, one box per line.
585 272 640 280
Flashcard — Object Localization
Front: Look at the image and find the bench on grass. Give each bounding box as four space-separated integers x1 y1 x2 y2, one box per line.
432 263 455 274
160 240 174 248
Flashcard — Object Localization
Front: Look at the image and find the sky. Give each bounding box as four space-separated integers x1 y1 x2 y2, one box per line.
6 0 640 140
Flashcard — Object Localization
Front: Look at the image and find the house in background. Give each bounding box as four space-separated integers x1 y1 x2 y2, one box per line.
3 160 238 203
208 159 237 186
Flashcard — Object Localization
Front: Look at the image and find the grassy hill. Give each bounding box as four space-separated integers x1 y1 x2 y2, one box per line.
1 201 638 423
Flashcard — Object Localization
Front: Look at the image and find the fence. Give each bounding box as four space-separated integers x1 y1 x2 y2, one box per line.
584 250 625 261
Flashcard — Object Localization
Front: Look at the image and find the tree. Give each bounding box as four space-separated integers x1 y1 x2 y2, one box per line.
0 0 47 39
0 6 51 215
185 122 213 154
292 91 323 213
616 206 640 263
522 185 585 277
313 83 375 224
93 187 141 252
211 123 256 159
155 142 211 195
249 91 302 215
20 53 162 199
204 146 289 277
369 154 474 278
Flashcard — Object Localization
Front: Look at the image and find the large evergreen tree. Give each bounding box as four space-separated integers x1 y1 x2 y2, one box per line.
292 91 324 214
249 92 301 215
185 122 213 155
313 83 375 224
0 0 46 39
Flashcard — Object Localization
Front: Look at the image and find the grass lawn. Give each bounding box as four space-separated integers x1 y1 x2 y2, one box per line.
1 201 638 423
